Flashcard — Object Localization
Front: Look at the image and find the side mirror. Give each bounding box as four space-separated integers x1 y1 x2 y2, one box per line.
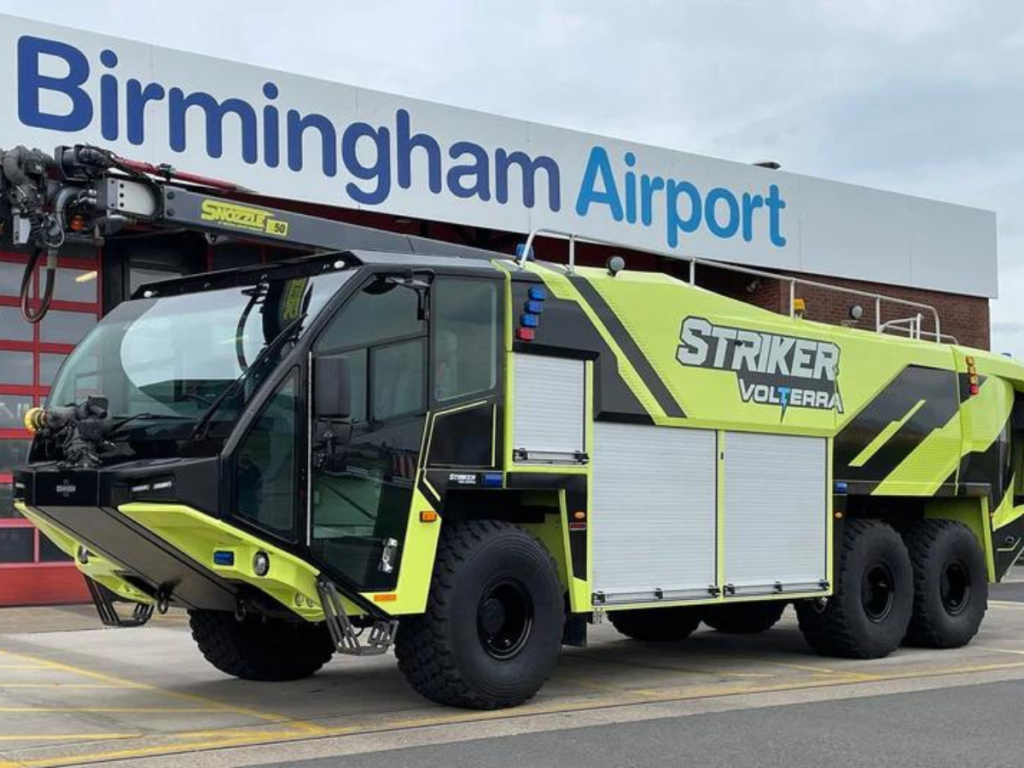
314 356 350 420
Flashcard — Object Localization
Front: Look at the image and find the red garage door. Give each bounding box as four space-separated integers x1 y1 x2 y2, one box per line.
0 251 100 606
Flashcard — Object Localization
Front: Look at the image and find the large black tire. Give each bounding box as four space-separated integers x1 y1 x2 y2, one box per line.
609 607 703 642
796 519 913 659
902 519 988 648
188 609 334 682
703 601 786 634
394 520 563 710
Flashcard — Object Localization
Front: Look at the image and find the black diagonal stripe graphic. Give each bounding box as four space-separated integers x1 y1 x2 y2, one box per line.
959 409 1012 505
835 365 959 483
569 276 686 418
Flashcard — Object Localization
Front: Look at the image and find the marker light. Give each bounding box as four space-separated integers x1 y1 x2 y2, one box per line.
525 300 544 314
520 313 539 328
213 551 235 567
482 472 503 488
516 327 536 342
252 551 270 577
966 356 980 397
528 286 547 301
420 510 439 523
516 244 535 261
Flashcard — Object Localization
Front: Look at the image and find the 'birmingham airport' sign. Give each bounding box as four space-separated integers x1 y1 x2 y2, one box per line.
0 15 998 297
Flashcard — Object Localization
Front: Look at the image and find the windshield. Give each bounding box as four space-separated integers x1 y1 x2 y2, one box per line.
49 269 354 429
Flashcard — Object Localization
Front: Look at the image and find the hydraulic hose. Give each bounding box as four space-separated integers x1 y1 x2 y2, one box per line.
19 247 56 324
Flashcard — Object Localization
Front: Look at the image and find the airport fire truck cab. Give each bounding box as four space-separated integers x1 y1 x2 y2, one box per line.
4 144 1023 709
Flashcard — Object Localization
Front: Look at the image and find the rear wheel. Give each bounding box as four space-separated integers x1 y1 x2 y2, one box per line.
902 519 988 648
395 521 563 710
703 601 786 634
188 609 334 681
796 519 913 659
609 607 703 642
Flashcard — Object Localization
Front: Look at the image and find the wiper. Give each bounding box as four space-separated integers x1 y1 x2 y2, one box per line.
190 312 308 442
106 412 193 440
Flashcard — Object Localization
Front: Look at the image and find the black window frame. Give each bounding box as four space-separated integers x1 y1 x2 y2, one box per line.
431 276 501 405
229 365 302 543
312 275 431 432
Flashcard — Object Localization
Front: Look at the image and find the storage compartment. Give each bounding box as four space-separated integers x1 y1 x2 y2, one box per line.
591 422 717 605
512 354 586 464
723 432 828 595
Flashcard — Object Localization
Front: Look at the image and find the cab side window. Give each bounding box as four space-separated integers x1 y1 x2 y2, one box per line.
433 279 498 402
234 369 299 538
314 279 426 423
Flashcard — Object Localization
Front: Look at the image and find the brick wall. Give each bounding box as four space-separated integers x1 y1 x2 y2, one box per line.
745 269 990 351
240 201 992 351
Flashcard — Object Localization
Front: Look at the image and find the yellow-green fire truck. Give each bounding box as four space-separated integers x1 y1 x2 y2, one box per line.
4 144 1023 709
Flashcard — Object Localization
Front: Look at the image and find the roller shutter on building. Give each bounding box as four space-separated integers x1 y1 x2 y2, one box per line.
0 249 101 606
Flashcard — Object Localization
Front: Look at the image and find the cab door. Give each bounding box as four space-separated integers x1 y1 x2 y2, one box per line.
309 274 430 592
308 271 504 594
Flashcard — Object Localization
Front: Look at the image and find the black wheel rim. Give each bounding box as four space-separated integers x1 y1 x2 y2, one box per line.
940 559 971 616
861 562 895 623
477 580 534 660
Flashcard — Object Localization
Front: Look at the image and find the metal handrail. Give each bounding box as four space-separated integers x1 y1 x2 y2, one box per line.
517 228 947 345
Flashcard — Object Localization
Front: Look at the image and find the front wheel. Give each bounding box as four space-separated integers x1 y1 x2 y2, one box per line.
188 609 334 681
395 521 563 710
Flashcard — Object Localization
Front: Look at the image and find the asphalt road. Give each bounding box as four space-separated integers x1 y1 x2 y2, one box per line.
269 678 1024 768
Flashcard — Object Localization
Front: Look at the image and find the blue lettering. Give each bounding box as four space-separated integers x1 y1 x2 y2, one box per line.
640 175 664 227
168 88 258 164
742 193 764 242
286 111 338 177
624 152 637 224
447 141 490 200
125 80 165 146
262 82 280 168
766 184 787 247
705 187 740 239
575 146 622 221
17 35 92 132
397 108 442 193
99 50 118 141
341 122 391 206
666 179 702 247
496 149 560 211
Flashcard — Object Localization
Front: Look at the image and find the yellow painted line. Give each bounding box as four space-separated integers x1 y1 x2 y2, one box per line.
0 707 227 714
11 656 1024 768
0 648 328 735
0 664 49 669
849 399 926 468
731 658 839 675
0 734 140 742
0 684 132 689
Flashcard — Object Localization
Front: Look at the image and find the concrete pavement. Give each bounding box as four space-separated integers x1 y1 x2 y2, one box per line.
0 583 1022 766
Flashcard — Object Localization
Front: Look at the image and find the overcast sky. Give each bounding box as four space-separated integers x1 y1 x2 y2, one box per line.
3 0 1022 354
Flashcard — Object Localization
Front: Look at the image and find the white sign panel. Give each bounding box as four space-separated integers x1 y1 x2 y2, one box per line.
0 15 998 297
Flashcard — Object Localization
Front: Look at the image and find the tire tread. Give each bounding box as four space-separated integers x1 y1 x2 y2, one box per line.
394 520 560 710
